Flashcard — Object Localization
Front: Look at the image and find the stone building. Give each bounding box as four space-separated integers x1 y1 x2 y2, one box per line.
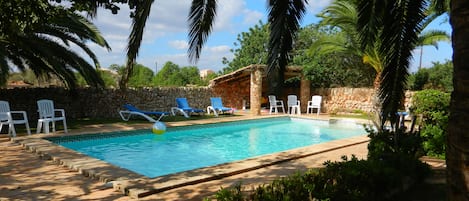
210 64 309 115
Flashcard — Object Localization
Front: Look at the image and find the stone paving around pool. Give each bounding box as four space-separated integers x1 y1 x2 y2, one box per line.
1 114 376 200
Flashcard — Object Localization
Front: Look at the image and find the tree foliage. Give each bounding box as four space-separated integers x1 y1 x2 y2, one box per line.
152 61 203 87
294 25 375 88
110 63 153 88
411 89 450 159
221 21 269 74
224 22 375 88
409 60 453 92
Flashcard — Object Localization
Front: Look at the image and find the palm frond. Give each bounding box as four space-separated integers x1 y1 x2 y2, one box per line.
377 0 426 127
308 33 353 56
122 0 154 88
57 11 111 50
188 0 217 63
267 0 307 73
6 33 104 88
317 0 357 33
417 30 450 49
356 0 385 49
362 46 384 73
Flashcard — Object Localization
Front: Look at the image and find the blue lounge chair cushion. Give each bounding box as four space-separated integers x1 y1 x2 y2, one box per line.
124 104 169 116
210 97 232 112
175 98 204 113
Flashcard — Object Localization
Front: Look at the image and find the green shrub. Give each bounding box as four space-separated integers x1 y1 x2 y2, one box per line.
367 127 424 161
207 155 431 201
408 60 453 92
311 155 430 201
411 89 449 159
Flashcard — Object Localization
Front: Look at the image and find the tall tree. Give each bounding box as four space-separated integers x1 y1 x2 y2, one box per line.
121 0 154 89
447 0 469 199
293 25 375 88
221 21 269 74
152 61 182 86
109 63 153 87
356 0 426 127
264 0 307 95
179 66 202 86
127 64 154 87
315 0 449 88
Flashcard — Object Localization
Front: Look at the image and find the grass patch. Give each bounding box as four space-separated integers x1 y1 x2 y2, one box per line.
331 113 371 120
70 114 239 127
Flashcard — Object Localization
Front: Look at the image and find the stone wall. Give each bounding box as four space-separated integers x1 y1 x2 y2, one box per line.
211 76 250 109
312 88 376 113
0 87 414 123
0 87 213 121
311 88 414 114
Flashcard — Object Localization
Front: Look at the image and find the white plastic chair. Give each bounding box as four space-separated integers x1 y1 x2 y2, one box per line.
37 99 68 134
268 95 285 114
0 101 31 137
307 95 322 115
287 95 301 115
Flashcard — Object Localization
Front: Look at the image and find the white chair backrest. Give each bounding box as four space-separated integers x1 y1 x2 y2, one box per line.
0 101 11 121
268 95 277 104
37 99 55 119
311 95 322 106
0 101 11 113
287 95 298 107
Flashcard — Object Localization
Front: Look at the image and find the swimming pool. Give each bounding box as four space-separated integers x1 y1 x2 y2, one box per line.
47 117 366 178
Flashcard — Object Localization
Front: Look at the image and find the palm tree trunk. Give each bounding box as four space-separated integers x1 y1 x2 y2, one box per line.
418 46 423 70
447 0 469 200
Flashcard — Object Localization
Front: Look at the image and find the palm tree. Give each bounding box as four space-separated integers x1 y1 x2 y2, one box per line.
416 8 451 69
356 0 427 125
122 0 307 94
314 0 450 88
313 0 383 87
447 0 469 199
356 0 469 199
120 0 154 89
0 6 110 89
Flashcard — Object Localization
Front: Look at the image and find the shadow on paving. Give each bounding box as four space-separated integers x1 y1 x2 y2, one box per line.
0 139 127 201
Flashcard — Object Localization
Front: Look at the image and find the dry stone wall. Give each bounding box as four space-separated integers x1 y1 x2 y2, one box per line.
0 87 213 122
0 87 414 124
312 88 376 113
311 88 414 114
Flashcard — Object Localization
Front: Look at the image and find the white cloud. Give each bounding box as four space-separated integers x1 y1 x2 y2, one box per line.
139 44 232 72
209 45 230 53
83 1 259 71
307 0 332 13
242 10 264 25
213 0 245 30
213 0 263 31
169 40 189 50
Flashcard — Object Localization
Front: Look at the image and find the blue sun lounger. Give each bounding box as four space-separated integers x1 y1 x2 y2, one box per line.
119 104 169 122
171 98 204 118
207 97 233 117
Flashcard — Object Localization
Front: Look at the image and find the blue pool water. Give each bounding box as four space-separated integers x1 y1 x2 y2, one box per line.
48 117 366 178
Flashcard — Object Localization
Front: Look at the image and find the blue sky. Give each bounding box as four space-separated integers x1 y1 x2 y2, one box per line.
86 0 452 73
